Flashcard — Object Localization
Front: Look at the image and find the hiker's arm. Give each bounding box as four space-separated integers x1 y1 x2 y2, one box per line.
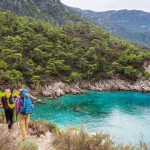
29 94 36 104
30 94 36 100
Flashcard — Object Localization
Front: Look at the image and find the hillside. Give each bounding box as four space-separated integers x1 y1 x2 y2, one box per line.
0 11 150 87
80 9 150 33
1 0 150 46
0 0 85 24
72 8 150 46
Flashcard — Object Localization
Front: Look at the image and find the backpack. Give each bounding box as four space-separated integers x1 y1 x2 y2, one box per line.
6 94 15 109
20 89 34 115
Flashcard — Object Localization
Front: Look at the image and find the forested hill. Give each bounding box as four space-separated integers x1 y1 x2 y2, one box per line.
1 0 150 47
0 11 150 86
71 8 150 46
0 0 85 24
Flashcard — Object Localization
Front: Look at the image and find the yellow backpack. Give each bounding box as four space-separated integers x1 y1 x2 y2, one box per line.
5 93 15 109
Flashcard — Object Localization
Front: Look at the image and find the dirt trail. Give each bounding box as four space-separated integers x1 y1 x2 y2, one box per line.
0 123 55 150
34 132 54 150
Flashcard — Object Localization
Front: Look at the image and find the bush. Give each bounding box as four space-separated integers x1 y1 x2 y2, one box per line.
145 72 150 79
47 122 61 134
16 139 38 150
29 120 60 136
53 126 149 150
67 126 78 131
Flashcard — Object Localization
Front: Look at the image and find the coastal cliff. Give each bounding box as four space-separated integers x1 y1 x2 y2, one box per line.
32 79 150 99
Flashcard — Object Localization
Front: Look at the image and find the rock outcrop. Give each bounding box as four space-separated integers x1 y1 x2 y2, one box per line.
42 81 85 99
35 79 150 99
79 79 150 92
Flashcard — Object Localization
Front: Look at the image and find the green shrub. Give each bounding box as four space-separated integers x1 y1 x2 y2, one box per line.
145 72 150 79
16 139 38 150
47 122 61 134
67 126 78 131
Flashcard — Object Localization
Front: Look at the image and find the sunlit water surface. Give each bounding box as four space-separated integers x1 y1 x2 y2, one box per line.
31 91 150 145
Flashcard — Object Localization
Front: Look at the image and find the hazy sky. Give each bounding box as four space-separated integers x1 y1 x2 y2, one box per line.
61 0 150 12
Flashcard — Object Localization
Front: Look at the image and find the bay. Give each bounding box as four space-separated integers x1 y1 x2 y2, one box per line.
31 91 150 145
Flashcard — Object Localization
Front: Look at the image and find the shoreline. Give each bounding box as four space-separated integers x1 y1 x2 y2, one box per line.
31 79 150 99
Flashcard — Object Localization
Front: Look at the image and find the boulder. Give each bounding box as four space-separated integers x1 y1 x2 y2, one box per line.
55 88 65 97
37 99 46 104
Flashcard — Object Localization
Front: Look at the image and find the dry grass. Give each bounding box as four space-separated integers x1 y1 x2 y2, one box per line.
53 126 149 150
29 120 60 137
0 120 149 150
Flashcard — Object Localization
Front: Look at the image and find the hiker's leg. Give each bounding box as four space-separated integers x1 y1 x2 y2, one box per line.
25 114 30 132
10 109 14 126
5 109 11 129
19 114 27 140
7 109 12 129
4 109 9 123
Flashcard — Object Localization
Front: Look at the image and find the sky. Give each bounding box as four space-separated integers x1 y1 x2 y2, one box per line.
61 0 150 12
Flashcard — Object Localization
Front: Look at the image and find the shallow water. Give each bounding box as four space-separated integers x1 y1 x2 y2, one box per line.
31 91 150 145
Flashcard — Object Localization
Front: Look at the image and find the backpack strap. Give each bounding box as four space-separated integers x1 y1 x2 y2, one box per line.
24 97 25 107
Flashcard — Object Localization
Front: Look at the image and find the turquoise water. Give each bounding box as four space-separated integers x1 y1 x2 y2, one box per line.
32 91 150 145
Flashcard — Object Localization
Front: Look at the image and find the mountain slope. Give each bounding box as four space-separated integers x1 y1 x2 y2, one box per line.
0 0 85 24
72 8 150 46
0 11 150 86
1 0 149 46
82 9 150 33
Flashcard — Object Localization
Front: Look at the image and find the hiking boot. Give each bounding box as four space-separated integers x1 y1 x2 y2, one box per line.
8 121 12 129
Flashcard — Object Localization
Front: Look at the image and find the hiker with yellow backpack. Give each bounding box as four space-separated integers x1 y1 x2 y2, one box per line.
0 89 15 130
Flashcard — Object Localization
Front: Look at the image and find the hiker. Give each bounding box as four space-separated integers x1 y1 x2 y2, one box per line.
17 89 34 140
1 89 15 129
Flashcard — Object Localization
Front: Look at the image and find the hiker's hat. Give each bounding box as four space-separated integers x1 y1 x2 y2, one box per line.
17 89 22 95
5 89 11 93
4 89 11 99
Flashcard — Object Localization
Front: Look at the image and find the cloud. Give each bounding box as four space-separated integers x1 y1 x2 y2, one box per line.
61 0 150 12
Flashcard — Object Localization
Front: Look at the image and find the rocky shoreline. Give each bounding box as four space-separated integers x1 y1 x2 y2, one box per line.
32 79 150 99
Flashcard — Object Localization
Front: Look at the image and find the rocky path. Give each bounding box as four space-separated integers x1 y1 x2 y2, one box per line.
0 123 55 150
34 132 54 150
